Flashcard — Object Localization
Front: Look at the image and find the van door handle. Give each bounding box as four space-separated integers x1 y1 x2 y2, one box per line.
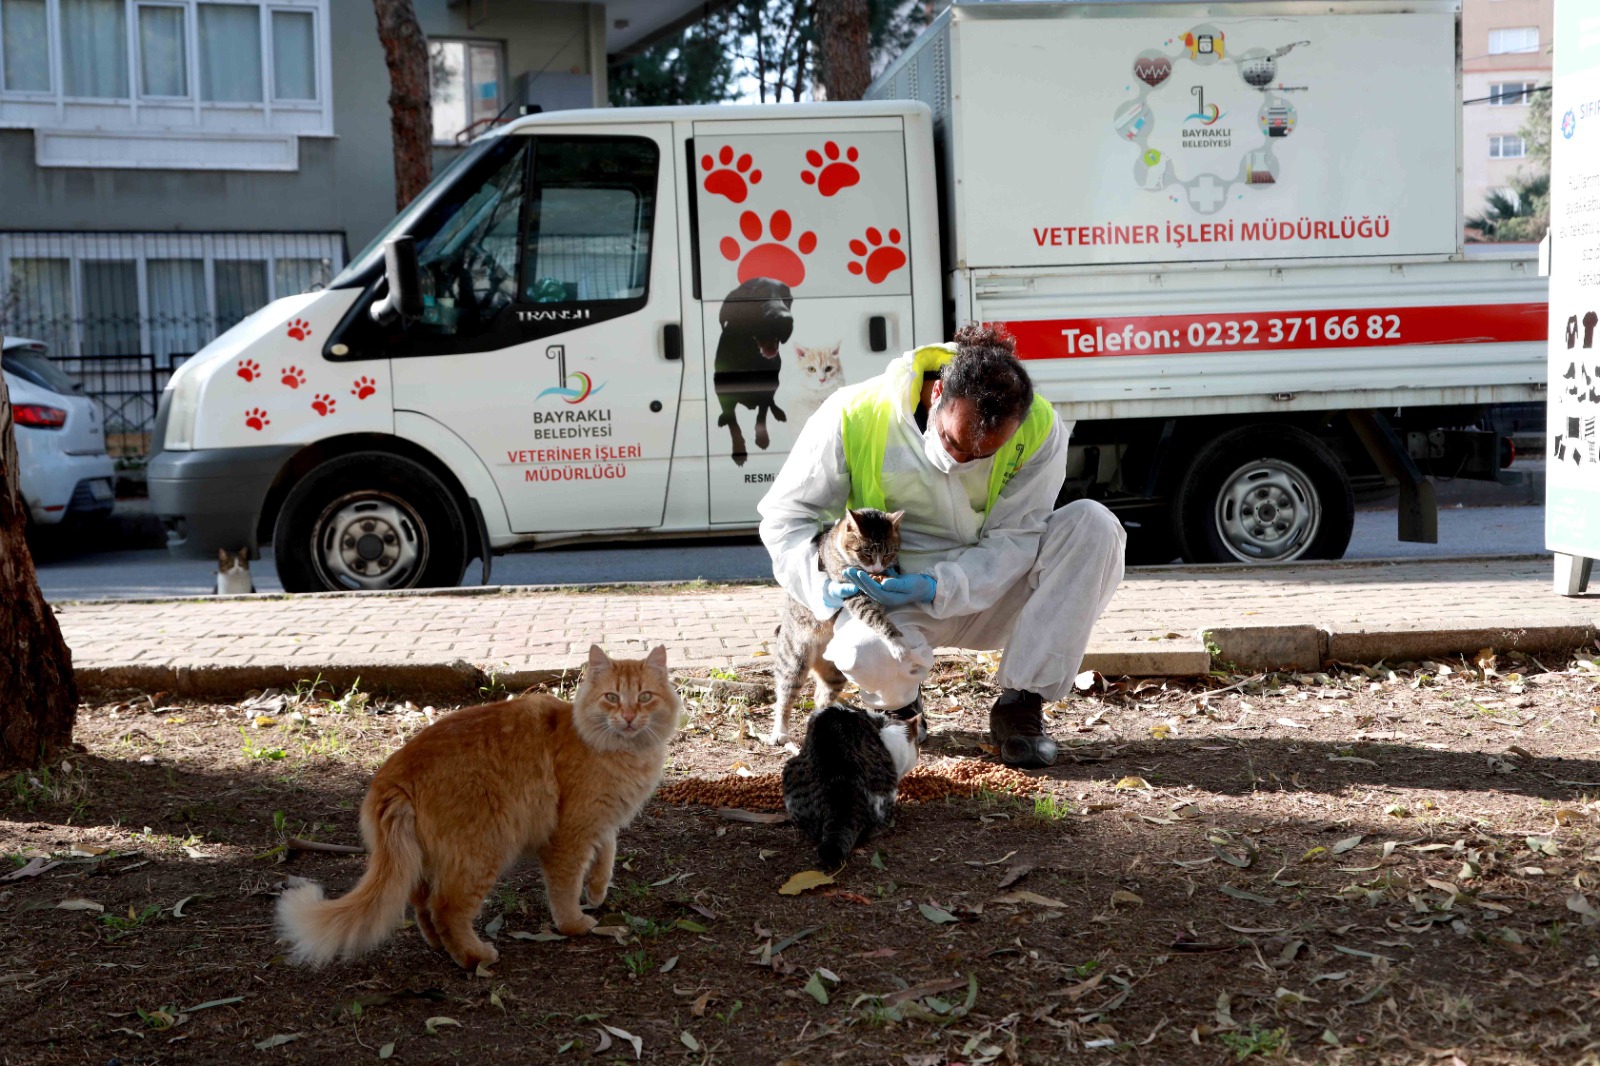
663 322 682 361
868 315 888 353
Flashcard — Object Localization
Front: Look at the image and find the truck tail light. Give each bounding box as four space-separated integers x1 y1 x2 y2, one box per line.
14 404 67 429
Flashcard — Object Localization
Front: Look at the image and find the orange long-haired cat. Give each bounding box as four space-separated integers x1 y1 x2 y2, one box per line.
276 645 678 970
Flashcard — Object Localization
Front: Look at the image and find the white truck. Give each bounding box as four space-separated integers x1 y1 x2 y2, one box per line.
149 0 1545 592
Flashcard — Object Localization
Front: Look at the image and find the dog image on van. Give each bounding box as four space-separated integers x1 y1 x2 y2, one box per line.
712 277 794 466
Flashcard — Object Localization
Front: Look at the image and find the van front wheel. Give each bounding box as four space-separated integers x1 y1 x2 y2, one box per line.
273 453 469 593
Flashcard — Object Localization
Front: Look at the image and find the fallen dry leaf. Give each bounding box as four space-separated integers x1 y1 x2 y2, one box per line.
778 870 835 896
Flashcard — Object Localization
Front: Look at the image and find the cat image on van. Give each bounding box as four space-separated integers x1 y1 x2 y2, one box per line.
213 548 256 595
775 342 844 433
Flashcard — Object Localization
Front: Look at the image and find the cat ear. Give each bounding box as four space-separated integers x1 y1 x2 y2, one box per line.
238 548 251 564
587 645 612 670
843 510 861 531
646 645 668 670
217 548 228 565
903 714 923 740
887 510 905 527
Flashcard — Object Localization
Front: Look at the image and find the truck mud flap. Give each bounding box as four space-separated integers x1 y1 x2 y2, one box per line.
1346 410 1438 545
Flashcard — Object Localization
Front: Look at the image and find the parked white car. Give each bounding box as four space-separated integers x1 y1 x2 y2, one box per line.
2 338 116 526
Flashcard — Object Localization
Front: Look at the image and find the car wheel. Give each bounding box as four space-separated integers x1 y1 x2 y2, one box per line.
273 452 469 593
1174 426 1354 564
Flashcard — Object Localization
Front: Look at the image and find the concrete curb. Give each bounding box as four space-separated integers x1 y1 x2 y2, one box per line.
73 621 1598 702
1204 622 1597 673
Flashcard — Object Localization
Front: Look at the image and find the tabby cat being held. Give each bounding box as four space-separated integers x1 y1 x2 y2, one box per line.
276 645 678 970
766 508 905 745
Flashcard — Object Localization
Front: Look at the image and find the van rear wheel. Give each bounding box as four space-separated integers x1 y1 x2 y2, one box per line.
1174 426 1354 564
273 453 469 593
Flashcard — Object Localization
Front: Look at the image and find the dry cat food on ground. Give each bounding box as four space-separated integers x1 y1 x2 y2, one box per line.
655 757 1038 811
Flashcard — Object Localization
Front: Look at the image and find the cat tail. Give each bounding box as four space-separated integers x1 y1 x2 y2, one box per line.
816 812 861 870
275 792 422 966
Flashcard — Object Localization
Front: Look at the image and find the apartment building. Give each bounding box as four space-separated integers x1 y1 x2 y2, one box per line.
1462 0 1553 227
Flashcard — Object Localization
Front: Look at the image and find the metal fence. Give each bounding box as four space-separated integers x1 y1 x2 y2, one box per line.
49 354 190 459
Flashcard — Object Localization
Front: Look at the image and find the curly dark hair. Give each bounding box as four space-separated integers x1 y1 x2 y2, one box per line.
940 323 1034 433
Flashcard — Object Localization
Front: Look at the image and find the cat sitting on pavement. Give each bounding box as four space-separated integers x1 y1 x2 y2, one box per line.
765 508 905 745
213 548 256 595
276 644 679 971
782 702 921 868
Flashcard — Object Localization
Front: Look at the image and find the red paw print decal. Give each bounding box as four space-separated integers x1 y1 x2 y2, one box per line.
847 227 907 285
280 366 306 389
801 141 860 198
244 407 270 431
351 376 377 400
311 393 336 416
700 145 761 204
720 210 817 288
285 318 312 341
236 359 261 382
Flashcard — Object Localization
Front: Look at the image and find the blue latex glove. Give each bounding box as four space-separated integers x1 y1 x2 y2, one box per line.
821 577 861 609
845 567 937 607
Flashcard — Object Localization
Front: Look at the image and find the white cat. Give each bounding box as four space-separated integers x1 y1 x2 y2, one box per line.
776 342 844 433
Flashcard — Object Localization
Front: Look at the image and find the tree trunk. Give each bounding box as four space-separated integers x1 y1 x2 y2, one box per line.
816 0 870 101
372 0 432 212
0 351 78 771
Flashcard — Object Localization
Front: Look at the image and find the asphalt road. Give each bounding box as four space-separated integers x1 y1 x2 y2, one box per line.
33 502 1548 602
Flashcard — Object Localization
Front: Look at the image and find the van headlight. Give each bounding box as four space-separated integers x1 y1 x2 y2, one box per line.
162 362 209 451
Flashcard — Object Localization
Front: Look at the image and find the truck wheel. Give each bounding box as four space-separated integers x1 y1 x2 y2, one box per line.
1174 426 1353 564
273 453 469 593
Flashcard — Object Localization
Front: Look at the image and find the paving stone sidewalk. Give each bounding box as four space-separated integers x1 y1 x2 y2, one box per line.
53 555 1600 698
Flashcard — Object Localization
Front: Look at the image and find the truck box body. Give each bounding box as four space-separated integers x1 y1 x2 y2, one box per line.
870 1 1544 422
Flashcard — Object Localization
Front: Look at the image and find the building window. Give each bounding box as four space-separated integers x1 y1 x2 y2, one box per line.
1489 81 1537 107
137 4 187 97
2 0 51 92
1490 134 1527 159
429 38 503 144
199 4 263 103
0 0 331 151
62 0 129 99
271 9 315 101
1488 27 1539 55
0 231 343 361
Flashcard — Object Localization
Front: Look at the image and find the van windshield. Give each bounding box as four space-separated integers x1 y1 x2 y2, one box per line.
328 137 505 289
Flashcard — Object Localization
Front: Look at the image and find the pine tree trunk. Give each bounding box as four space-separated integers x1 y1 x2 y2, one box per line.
372 0 433 212
816 0 870 101
0 358 78 771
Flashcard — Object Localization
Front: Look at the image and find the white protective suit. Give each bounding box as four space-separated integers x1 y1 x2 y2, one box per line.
757 349 1128 710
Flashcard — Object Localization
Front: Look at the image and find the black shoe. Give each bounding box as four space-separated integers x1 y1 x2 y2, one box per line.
989 689 1058 769
886 689 928 744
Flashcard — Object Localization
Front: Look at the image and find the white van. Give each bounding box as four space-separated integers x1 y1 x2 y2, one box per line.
150 2 1544 592
150 102 940 591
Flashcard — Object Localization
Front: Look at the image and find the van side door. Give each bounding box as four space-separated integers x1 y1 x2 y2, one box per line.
691 119 914 523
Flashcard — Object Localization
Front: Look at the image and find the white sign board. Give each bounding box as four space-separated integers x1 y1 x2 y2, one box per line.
953 11 1460 267
1546 0 1600 563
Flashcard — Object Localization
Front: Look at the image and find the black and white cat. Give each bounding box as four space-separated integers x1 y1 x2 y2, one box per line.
213 548 256 595
781 703 921 868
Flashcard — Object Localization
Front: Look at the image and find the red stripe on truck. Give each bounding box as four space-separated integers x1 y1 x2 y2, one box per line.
1002 302 1548 360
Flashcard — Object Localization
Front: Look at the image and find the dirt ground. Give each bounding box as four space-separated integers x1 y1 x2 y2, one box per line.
4 648 1600 1065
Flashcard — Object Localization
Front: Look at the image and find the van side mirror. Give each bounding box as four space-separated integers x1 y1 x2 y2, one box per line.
370 236 423 325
